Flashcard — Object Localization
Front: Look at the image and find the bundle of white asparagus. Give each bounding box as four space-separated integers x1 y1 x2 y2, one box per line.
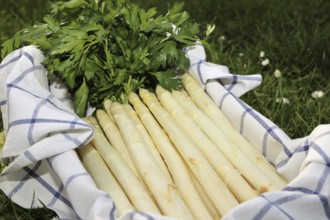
77 73 288 220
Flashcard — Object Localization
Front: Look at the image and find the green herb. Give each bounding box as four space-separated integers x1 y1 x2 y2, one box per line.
1 0 200 117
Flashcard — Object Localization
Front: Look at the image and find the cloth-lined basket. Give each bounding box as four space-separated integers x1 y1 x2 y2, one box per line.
0 44 329 220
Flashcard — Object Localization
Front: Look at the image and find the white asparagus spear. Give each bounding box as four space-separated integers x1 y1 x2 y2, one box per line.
103 99 115 121
181 73 287 189
84 117 160 214
123 103 173 182
166 84 277 193
139 88 239 216
128 92 213 220
188 168 221 220
156 85 258 201
77 142 134 216
110 102 194 220
96 109 138 177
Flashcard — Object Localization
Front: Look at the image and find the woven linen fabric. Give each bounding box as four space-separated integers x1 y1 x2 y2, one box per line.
0 46 177 220
0 44 329 220
186 43 330 220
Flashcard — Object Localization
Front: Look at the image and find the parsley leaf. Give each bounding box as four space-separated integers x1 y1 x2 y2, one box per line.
1 0 200 117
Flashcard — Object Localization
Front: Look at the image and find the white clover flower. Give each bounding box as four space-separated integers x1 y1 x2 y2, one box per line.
274 69 282 78
260 51 265 58
219 35 226 41
311 90 324 99
206 24 216 37
261 58 270 66
239 52 244 57
276 97 290 104
283 98 290 104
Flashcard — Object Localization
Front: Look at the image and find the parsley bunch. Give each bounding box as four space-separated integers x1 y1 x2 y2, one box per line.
1 0 200 117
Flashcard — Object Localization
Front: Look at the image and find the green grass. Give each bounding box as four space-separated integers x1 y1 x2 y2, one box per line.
0 191 56 220
0 0 49 42
0 0 329 219
139 0 330 139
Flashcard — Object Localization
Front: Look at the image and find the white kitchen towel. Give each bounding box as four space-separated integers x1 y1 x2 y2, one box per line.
186 43 330 220
0 44 329 220
0 46 176 220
